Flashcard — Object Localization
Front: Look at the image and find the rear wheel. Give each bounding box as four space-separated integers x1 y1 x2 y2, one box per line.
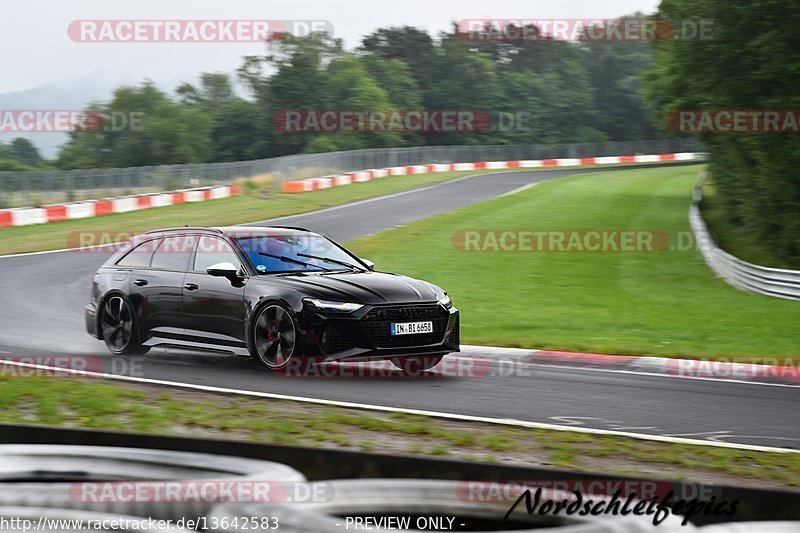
100 295 149 356
252 303 299 371
390 355 444 374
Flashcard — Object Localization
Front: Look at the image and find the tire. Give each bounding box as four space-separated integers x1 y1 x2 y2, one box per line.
99 294 149 356
390 355 444 374
251 302 300 371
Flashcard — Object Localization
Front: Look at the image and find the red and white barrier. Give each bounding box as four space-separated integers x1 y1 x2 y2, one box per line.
0 185 240 228
353 171 372 182
0 153 699 227
334 174 353 187
281 152 699 193
387 166 407 176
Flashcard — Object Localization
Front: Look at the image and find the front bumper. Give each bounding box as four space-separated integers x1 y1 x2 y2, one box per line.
302 302 460 362
85 303 100 339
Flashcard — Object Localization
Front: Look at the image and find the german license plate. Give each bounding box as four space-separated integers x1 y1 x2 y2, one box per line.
391 321 433 335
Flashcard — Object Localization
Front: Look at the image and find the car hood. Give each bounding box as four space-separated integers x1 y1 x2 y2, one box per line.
255 271 442 305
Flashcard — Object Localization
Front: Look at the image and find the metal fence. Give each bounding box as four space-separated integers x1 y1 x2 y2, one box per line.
690 176 800 301
0 138 704 207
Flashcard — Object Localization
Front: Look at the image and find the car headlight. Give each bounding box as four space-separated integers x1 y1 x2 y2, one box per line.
438 294 452 309
304 298 364 313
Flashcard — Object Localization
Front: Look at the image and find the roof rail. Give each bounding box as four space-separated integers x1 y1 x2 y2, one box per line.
143 226 224 235
261 225 312 232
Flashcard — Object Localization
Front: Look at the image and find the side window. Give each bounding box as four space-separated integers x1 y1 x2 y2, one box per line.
116 238 161 267
150 235 197 272
194 236 241 272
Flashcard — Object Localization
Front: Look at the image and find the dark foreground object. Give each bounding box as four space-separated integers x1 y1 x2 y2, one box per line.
0 423 796 526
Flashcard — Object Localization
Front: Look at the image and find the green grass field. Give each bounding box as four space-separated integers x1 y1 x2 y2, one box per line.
347 165 799 360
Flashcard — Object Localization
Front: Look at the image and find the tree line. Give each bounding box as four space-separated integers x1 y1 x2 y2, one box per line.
52 20 660 169
0 138 42 171
646 0 799 264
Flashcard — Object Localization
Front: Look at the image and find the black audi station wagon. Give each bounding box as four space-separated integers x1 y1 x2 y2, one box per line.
86 226 459 372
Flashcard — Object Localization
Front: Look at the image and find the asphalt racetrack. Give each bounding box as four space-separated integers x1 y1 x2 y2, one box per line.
1 162 797 450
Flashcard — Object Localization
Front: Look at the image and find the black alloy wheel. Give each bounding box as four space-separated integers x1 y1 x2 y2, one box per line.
253 304 297 370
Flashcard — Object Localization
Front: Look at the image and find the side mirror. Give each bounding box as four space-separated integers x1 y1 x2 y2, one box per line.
206 262 240 278
361 258 375 271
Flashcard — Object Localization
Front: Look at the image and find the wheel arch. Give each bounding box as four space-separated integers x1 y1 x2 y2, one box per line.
245 296 300 357
97 288 153 346
95 289 131 340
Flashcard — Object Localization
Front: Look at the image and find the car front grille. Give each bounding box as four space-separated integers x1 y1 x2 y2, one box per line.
322 325 354 354
361 304 449 348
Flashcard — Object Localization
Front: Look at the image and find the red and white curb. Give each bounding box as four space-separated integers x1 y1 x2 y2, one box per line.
281 152 700 193
459 345 799 386
0 185 240 228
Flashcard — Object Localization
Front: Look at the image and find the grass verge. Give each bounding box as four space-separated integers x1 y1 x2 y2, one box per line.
0 373 797 490
346 164 799 360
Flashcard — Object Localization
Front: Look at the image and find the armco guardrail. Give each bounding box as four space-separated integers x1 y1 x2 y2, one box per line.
690 177 800 301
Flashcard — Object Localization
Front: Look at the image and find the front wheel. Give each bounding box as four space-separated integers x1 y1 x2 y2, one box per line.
252 303 299 371
100 295 149 356
391 355 444 374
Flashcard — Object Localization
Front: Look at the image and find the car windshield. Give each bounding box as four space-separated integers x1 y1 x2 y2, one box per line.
236 233 364 274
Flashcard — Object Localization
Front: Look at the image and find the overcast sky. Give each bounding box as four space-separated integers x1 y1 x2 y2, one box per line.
3 0 660 94
2 0 660 156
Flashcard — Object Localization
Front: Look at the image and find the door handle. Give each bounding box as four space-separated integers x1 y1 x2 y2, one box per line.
134 279 148 286
184 283 199 291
